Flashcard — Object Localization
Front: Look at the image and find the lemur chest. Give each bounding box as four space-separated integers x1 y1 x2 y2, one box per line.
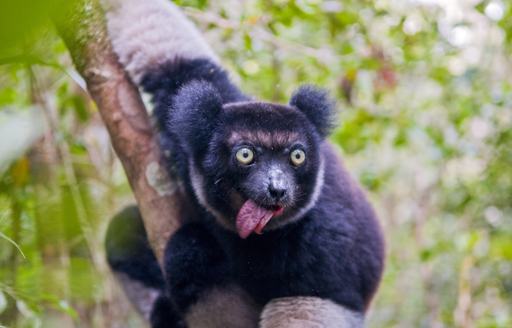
218 227 337 305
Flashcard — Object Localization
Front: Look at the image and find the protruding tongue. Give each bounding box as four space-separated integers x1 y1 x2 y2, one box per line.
236 200 282 239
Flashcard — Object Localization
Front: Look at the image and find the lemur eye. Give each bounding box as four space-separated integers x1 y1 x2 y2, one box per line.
236 147 254 165
290 149 306 166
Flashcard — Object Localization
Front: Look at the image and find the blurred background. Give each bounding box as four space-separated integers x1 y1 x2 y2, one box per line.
0 0 511 327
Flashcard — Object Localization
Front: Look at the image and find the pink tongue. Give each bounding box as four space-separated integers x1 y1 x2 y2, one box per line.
236 200 275 239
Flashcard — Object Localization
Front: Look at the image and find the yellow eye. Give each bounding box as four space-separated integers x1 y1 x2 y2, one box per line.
236 147 254 165
290 149 306 166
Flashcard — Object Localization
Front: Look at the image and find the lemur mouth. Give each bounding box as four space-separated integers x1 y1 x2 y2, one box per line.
236 200 284 239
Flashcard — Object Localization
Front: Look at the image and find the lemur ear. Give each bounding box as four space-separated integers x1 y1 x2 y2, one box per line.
289 85 336 138
169 80 222 153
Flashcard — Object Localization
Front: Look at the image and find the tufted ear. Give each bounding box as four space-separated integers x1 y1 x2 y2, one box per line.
289 85 336 138
169 80 223 154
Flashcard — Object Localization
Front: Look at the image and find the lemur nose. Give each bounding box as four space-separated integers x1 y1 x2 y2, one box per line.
268 184 287 200
268 168 287 201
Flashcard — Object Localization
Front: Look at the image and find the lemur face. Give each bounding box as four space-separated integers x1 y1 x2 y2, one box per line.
201 102 325 237
171 82 333 237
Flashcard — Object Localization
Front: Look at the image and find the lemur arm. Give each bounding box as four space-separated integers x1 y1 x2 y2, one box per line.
102 0 362 327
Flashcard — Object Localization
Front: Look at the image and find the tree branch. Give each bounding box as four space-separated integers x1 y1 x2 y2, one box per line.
53 0 182 264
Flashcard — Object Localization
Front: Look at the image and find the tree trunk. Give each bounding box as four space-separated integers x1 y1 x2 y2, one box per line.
53 0 182 264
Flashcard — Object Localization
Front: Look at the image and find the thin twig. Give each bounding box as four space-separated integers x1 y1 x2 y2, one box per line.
0 231 26 259
183 7 337 63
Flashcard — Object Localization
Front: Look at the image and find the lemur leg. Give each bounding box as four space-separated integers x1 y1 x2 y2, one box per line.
105 206 185 328
260 297 364 328
102 0 219 84
164 223 261 328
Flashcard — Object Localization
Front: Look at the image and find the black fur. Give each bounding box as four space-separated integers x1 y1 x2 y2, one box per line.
229 145 383 312
106 56 385 326
164 222 231 312
150 295 186 328
105 206 164 289
290 85 336 138
141 58 248 130
170 80 223 159
161 144 383 314
142 59 248 188
105 206 186 327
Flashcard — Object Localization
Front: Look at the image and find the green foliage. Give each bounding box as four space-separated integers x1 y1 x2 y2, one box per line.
1 0 511 327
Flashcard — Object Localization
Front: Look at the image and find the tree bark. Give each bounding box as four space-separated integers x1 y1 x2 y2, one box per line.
53 0 182 264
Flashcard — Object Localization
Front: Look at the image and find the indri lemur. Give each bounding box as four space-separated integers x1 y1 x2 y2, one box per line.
103 0 385 327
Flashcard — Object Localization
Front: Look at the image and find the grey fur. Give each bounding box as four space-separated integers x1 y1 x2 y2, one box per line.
185 285 261 328
115 272 160 322
260 297 364 328
103 0 218 83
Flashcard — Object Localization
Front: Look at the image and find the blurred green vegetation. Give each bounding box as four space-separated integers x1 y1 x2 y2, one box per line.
0 0 511 327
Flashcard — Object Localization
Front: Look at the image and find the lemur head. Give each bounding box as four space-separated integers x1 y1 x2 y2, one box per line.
169 81 335 238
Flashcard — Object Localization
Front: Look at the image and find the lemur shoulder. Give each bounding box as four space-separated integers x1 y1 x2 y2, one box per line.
103 0 385 327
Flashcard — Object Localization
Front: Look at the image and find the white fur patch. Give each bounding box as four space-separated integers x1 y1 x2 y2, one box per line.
115 272 161 321
185 285 261 328
260 297 364 328
103 0 219 83
188 159 233 229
